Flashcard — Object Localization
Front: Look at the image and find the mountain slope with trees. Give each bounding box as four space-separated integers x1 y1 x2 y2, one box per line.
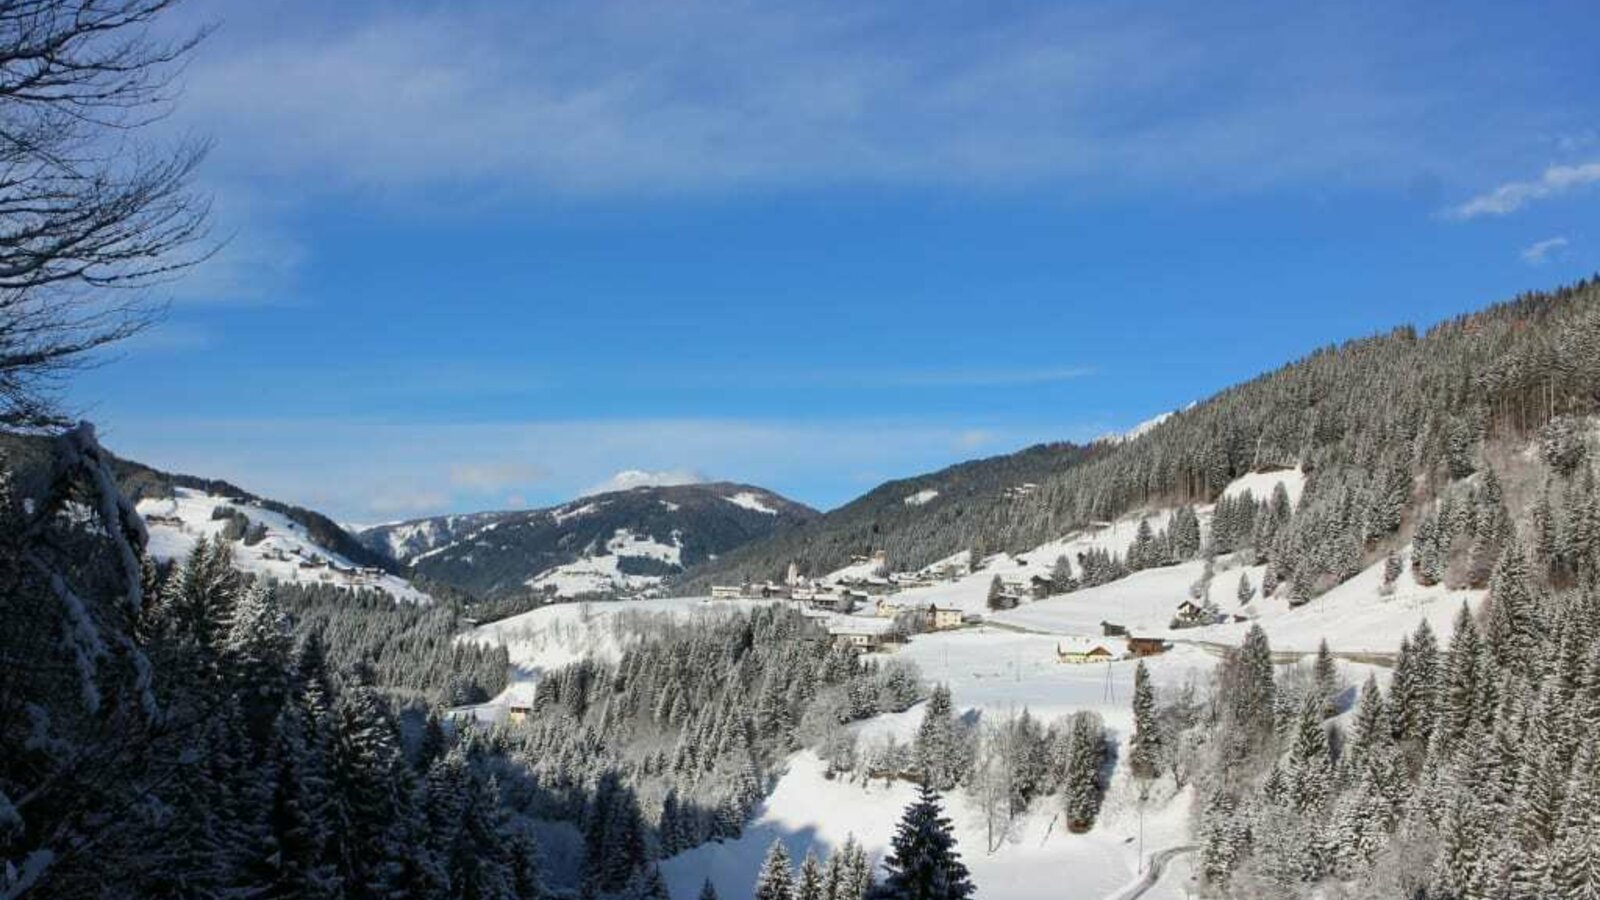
680 277 1600 608
674 442 1107 591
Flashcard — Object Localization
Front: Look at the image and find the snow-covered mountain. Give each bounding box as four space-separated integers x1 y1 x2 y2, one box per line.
358 482 816 600
138 487 430 602
108 456 430 602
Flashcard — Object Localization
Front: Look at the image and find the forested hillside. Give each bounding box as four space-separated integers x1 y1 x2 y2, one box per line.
680 277 1600 601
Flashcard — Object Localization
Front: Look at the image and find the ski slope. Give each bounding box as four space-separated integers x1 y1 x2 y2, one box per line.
138 488 428 602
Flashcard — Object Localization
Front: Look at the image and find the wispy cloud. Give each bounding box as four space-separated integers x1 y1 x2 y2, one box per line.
955 429 994 450
171 1 1486 198
1520 236 1569 265
1446 162 1600 219
449 461 547 492
367 488 450 515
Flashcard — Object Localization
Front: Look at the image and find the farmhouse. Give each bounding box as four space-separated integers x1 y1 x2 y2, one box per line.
988 592 1022 611
1173 599 1210 627
928 606 964 631
832 631 882 652
710 585 743 600
1127 636 1170 657
1057 639 1115 664
507 704 532 724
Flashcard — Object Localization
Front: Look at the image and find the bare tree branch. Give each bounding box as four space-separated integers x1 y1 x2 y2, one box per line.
0 0 210 428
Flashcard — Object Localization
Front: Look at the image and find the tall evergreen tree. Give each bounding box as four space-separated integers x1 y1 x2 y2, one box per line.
871 784 975 900
1129 661 1161 780
755 841 796 900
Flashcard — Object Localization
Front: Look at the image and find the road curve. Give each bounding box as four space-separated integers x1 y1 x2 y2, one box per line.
1102 844 1197 900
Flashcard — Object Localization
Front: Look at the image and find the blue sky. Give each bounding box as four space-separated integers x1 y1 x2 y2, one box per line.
72 0 1600 521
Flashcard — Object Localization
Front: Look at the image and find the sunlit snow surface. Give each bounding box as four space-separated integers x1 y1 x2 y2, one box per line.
138 488 428 602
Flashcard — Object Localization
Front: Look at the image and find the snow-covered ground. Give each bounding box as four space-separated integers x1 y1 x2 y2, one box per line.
1220 466 1305 507
462 597 799 713
138 488 428 602
661 749 1196 900
990 549 1479 655
523 527 688 597
725 491 779 514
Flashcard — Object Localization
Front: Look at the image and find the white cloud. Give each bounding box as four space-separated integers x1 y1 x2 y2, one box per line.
1520 236 1569 265
449 461 547 491
1446 162 1600 220
956 430 994 449
172 1 1476 198
582 469 706 496
366 489 450 515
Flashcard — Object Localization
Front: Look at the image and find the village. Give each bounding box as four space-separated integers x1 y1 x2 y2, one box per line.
709 550 1174 663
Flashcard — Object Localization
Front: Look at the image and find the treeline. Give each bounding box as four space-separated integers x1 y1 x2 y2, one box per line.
496 605 925 893
0 430 548 899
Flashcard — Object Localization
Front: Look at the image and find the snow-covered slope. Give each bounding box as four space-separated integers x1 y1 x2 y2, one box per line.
139 488 429 602
810 467 1466 656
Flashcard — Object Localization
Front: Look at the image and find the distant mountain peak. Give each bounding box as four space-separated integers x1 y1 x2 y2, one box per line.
358 481 815 600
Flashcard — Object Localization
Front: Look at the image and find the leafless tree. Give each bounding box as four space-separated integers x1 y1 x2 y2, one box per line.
0 0 209 428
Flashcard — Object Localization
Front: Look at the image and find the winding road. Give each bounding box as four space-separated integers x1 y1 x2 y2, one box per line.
1102 845 1197 900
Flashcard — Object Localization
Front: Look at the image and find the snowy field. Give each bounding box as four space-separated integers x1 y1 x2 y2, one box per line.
990 549 1480 655
139 488 428 602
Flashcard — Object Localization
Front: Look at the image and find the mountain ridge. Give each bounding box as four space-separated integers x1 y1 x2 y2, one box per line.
358 480 817 600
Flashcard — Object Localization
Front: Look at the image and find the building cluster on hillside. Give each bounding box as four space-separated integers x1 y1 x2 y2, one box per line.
709 549 969 609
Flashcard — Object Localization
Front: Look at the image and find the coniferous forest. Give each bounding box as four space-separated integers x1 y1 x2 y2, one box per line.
3 2 1600 900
